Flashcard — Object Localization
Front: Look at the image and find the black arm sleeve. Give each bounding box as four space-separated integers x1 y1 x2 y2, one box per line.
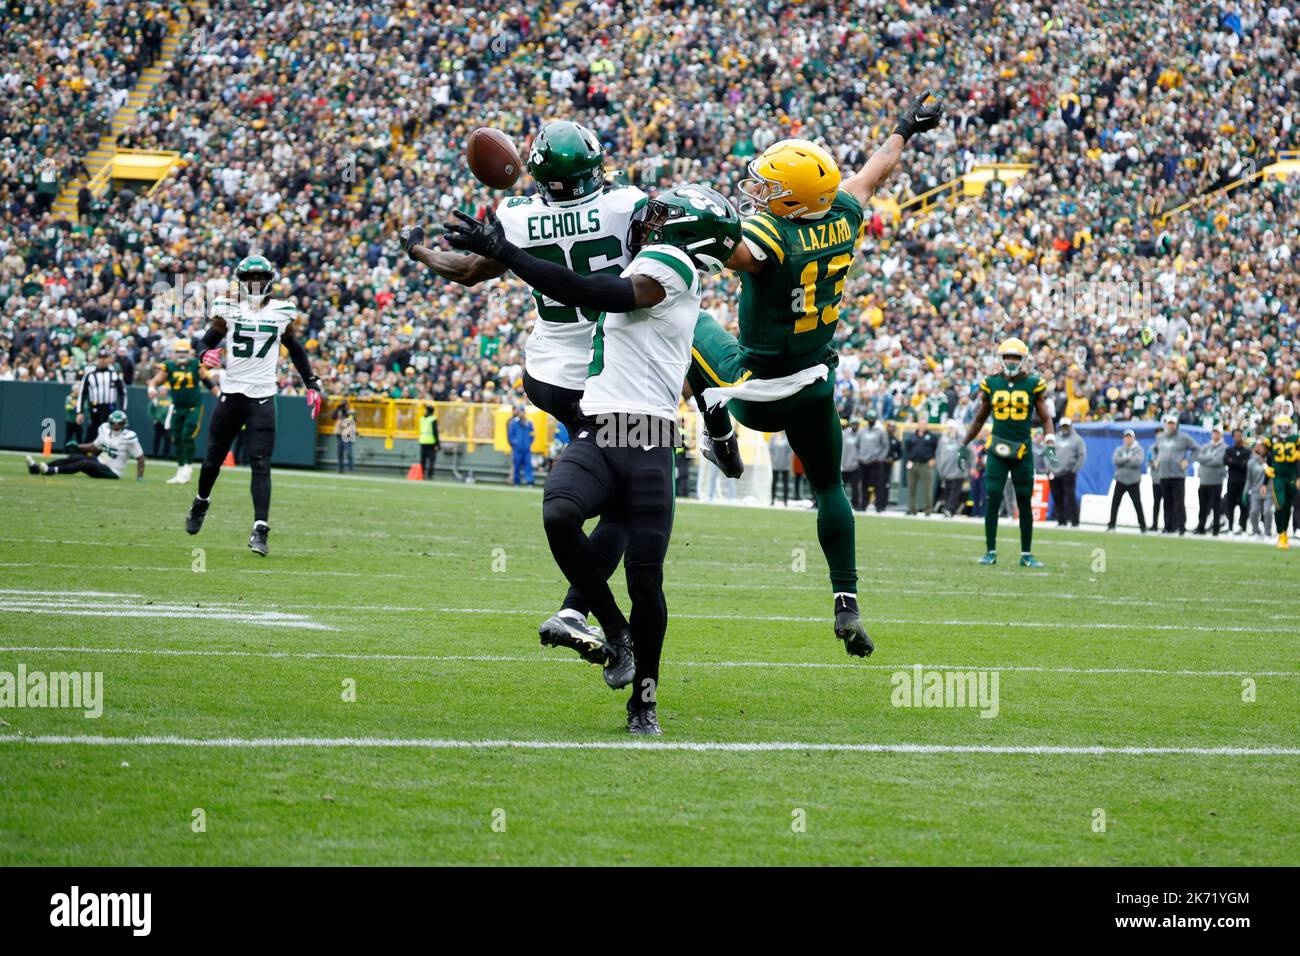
281 330 319 389
194 324 224 363
498 244 638 313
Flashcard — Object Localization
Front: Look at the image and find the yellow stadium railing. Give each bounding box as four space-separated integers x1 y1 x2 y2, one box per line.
316 398 555 454
1154 152 1296 228
881 163 1034 223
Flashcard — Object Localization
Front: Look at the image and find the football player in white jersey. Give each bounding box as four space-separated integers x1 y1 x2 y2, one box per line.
400 120 648 664
28 410 145 480
444 183 741 735
184 255 322 556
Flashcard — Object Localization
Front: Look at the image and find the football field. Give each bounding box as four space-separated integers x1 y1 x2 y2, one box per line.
1 451 1297 866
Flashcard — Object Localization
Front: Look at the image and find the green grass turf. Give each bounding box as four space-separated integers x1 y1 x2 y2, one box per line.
0 450 1296 865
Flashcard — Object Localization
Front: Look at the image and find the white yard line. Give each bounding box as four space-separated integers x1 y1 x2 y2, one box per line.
1 734 1296 756
0 645 1293 679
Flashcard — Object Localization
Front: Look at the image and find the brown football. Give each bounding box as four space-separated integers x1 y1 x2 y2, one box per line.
466 127 522 189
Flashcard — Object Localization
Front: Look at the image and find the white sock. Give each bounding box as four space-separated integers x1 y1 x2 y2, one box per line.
253 520 268 530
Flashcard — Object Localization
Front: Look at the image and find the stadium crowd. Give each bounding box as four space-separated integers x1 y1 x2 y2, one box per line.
1 0 1298 449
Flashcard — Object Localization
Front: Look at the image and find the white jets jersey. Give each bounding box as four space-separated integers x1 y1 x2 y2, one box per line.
211 295 297 399
497 184 647 391
579 244 701 421
93 422 143 478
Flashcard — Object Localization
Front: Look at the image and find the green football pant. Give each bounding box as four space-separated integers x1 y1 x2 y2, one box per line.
687 313 855 594
983 451 1035 554
1273 477 1297 533
171 404 202 466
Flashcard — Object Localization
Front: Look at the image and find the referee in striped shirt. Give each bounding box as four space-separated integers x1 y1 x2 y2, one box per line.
75 349 127 440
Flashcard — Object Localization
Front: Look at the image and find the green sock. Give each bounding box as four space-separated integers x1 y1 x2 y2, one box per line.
814 483 857 592
984 489 1003 552
1018 494 1034 552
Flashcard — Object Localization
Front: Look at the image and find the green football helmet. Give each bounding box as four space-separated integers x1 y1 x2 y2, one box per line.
628 184 741 275
526 121 606 203
108 410 128 430
235 254 277 298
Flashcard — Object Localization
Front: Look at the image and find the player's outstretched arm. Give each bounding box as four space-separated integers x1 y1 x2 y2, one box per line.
399 225 508 287
443 210 665 311
841 89 943 203
281 327 323 419
962 393 992 446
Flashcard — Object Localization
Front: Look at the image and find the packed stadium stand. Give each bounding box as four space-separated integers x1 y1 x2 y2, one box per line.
1 0 1297 450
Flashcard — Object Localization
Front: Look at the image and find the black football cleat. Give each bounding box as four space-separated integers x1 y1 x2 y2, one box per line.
833 593 875 657
700 431 744 479
248 522 269 556
602 628 636 689
185 497 209 535
25 455 43 475
538 613 610 665
627 705 662 736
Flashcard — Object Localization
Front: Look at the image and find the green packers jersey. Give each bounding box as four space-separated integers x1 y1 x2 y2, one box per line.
735 190 865 377
164 358 204 406
979 373 1046 447
1265 433 1300 481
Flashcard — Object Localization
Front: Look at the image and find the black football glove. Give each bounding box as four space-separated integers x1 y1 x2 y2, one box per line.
442 210 510 260
894 89 943 141
398 225 425 260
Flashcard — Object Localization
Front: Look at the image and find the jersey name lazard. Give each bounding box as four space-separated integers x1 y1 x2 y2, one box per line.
736 190 864 377
980 373 1046 446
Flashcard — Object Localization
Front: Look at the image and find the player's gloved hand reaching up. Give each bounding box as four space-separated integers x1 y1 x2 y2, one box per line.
894 89 943 141
443 210 510 260
201 347 224 370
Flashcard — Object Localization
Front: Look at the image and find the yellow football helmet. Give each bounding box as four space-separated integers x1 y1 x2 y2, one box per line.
998 337 1030 377
738 139 840 219
1274 414 1293 432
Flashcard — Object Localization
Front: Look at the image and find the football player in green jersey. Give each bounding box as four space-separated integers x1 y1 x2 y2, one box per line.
148 340 216 484
961 338 1055 567
1261 414 1299 550
686 90 943 657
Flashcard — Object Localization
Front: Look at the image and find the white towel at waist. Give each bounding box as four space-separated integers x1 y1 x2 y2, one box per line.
700 364 830 409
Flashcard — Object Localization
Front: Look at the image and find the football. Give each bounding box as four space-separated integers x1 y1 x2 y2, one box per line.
466 127 522 189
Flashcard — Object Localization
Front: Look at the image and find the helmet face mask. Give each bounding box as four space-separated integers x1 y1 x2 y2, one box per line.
997 337 1030 378
236 255 277 300
628 185 740 276
738 139 840 219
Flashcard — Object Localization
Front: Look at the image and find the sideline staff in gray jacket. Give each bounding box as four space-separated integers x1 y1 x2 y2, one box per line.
1050 417 1087 526
1151 413 1201 534
856 417 888 511
1194 427 1227 535
1107 427 1147 531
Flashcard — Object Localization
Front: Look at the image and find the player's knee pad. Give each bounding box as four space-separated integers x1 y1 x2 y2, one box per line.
249 452 271 476
541 496 583 536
